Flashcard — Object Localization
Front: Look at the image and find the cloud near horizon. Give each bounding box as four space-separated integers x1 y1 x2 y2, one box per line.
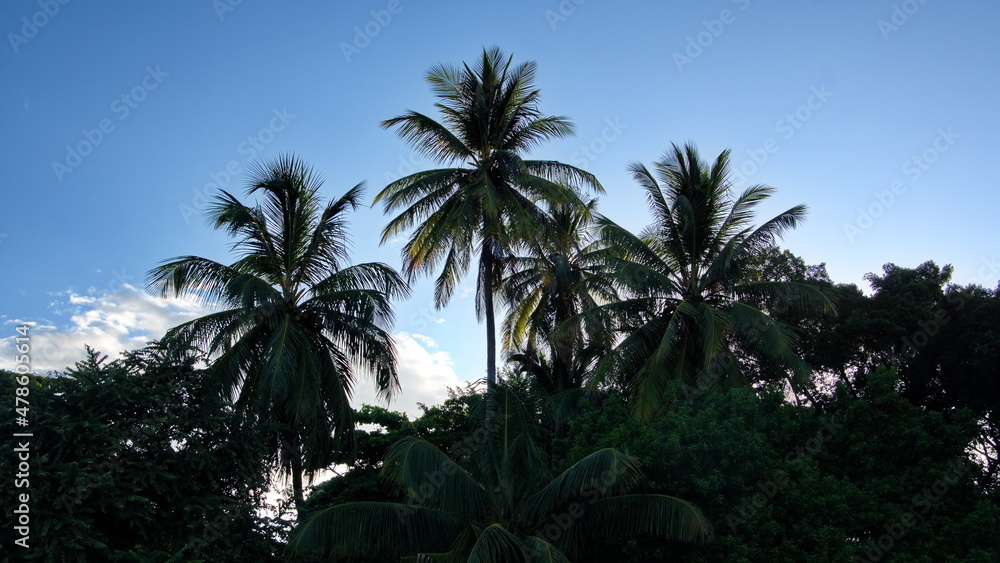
0 285 462 416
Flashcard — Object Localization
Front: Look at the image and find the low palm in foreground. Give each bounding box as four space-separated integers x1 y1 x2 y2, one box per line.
289 435 712 561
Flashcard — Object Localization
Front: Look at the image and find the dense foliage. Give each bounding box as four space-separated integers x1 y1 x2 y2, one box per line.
0 347 283 561
557 370 999 562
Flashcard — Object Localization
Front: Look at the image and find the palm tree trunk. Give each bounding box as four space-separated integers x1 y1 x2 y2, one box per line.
282 431 306 520
291 455 304 519
483 248 497 427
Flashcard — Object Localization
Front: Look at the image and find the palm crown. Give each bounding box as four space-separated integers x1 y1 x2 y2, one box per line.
592 143 832 420
146 154 409 514
502 199 618 394
375 47 602 407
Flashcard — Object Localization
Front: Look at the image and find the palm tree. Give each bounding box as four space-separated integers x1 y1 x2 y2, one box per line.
146 154 409 517
288 435 712 561
375 47 602 416
502 199 617 395
591 143 832 421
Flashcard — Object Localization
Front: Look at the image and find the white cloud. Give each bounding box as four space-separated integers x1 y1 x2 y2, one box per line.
350 332 462 418
0 289 464 418
410 333 437 348
0 284 206 373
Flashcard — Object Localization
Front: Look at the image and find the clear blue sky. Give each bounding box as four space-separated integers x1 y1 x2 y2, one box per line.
2 0 998 412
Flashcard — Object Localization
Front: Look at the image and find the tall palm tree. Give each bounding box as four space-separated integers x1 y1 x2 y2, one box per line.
502 199 617 395
591 143 832 421
375 47 602 415
146 154 409 517
288 434 712 561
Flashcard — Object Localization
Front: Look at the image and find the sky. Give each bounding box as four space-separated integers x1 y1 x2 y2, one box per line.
2 0 998 416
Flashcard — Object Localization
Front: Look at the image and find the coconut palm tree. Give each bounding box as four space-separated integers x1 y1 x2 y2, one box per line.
375 47 602 416
502 199 617 395
146 154 409 517
591 143 833 421
288 434 712 561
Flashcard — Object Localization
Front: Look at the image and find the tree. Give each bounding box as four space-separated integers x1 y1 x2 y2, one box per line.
591 143 832 420
147 154 409 517
288 434 712 561
502 199 617 395
559 370 1000 562
375 47 602 417
0 347 282 561
818 261 1000 489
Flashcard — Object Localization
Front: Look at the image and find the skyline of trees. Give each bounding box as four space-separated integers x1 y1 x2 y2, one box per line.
2 47 997 561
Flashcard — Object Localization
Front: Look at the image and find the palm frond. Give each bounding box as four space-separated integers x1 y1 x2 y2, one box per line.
382 436 497 521
289 502 459 558
524 448 641 526
522 536 571 563
466 524 529 563
577 494 714 544
381 111 473 164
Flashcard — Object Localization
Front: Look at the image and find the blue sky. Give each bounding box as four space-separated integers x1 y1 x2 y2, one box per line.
2 0 998 414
